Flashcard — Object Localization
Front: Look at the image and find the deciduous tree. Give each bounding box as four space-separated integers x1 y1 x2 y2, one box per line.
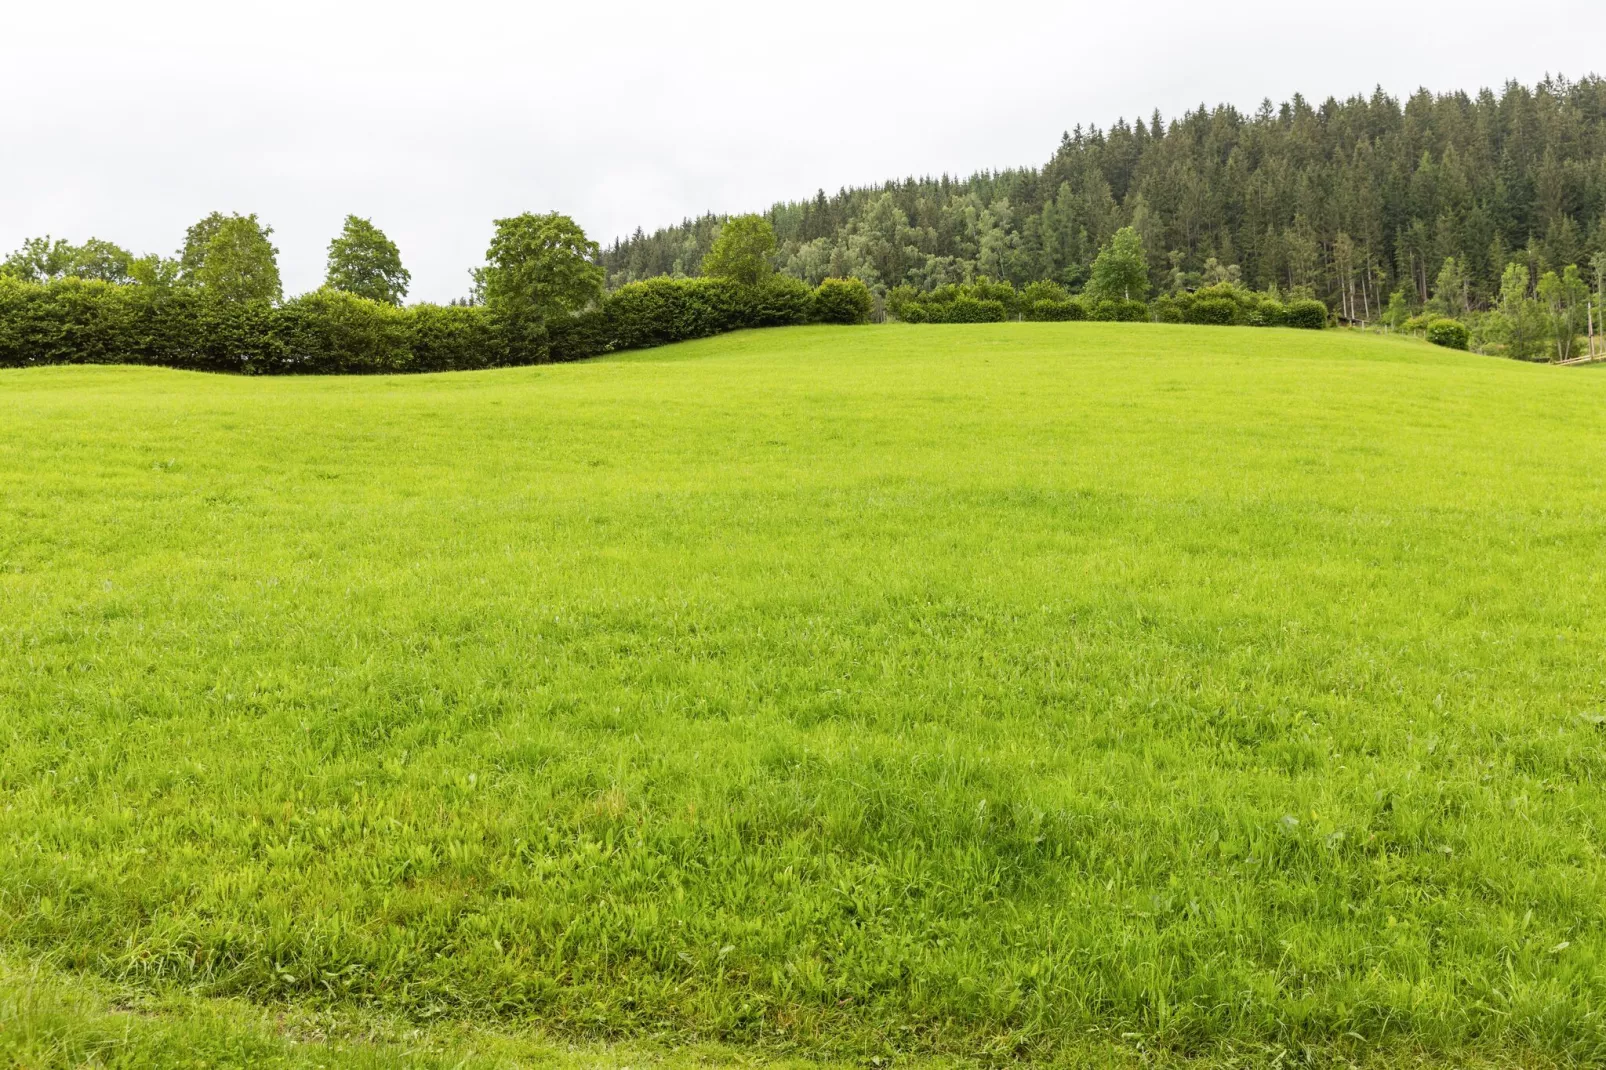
1 236 138 283
1491 263 1544 360
1086 227 1150 302
473 213 602 320
702 215 777 287
194 214 282 303
326 216 410 305
1537 264 1589 361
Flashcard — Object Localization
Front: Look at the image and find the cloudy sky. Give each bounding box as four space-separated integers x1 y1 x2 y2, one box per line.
4 1 1600 302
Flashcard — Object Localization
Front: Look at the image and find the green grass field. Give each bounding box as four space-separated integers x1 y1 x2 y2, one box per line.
3 324 1605 1068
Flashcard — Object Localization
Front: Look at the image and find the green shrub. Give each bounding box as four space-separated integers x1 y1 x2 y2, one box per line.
605 277 745 351
0 276 134 367
1283 298 1329 330
1 271 1331 373
966 279 1020 317
893 279 1021 323
1185 295 1241 326
944 297 1008 323
1426 318 1470 350
812 278 873 325
0 277 284 373
409 304 501 371
1024 299 1086 322
203 297 284 373
1152 284 1302 329
884 284 921 322
1246 299 1287 328
1150 294 1185 323
743 275 813 328
1021 280 1069 306
0 278 519 374
546 307 612 363
1090 298 1149 322
272 289 413 373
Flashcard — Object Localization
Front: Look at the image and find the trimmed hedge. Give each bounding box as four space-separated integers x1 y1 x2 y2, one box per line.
888 279 1022 323
889 277 1325 330
0 275 875 373
1089 298 1151 323
945 297 1009 323
274 289 413 373
1024 299 1086 322
1151 283 1326 330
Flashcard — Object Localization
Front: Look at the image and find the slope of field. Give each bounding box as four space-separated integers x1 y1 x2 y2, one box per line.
2 325 1605 1067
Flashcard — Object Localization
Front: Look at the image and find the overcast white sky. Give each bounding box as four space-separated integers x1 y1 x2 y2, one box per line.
3 1 1600 302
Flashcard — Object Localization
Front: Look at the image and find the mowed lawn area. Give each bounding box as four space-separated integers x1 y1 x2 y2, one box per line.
2 324 1604 1068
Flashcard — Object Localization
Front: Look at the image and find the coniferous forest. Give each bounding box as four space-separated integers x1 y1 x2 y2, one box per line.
603 76 1606 331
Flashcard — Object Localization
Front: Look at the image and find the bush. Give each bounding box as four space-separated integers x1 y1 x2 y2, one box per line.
884 284 921 322
944 297 1008 323
965 279 1020 316
546 307 611 364
1024 299 1086 322
1184 295 1240 326
1090 298 1149 322
891 279 1019 323
1426 318 1470 350
1246 300 1286 328
0 271 1055 374
1021 280 1069 305
604 276 745 351
1150 294 1185 323
1153 283 1306 329
743 275 813 328
0 276 134 367
1283 298 1329 330
812 278 873 325
409 303 502 371
272 289 412 373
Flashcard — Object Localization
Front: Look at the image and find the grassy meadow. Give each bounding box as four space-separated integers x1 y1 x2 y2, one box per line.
2 324 1605 1067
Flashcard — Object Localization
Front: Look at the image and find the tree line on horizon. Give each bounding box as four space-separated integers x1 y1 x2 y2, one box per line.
0 210 873 374
1 213 411 306
6 73 1605 364
602 75 1606 354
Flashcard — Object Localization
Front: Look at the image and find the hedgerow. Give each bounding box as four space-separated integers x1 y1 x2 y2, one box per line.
888 277 1324 330
0 275 877 373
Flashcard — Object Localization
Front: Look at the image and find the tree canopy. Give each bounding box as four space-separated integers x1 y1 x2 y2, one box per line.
192 214 282 303
1 237 139 284
473 212 602 321
325 216 410 305
702 215 776 287
1087 227 1149 302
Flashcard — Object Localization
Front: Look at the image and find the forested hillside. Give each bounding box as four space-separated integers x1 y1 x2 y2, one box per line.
602 76 1606 318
